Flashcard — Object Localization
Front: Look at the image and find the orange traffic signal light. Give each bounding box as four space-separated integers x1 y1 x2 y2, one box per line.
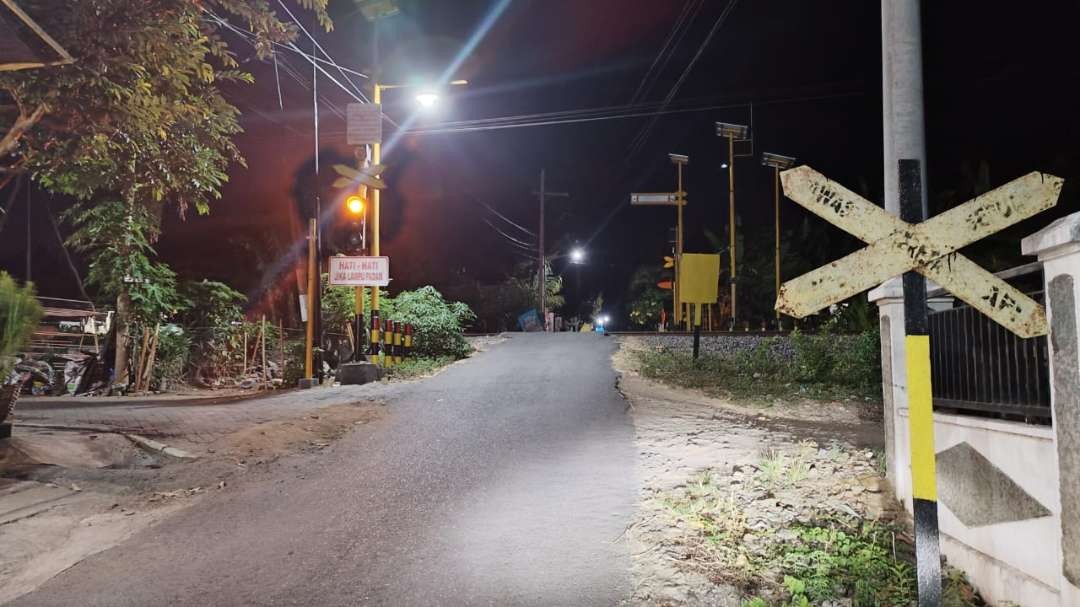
346 195 365 215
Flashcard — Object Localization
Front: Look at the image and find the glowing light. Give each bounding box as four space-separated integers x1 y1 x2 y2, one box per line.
346 195 365 215
570 248 585 263
416 92 439 108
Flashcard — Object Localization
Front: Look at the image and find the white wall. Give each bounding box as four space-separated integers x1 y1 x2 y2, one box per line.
894 408 1061 605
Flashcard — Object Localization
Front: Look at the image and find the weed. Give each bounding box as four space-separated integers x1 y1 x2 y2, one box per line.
758 447 786 487
635 331 882 405
384 356 456 380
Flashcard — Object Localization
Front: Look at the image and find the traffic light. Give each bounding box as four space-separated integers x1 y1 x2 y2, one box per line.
343 190 367 254
346 195 365 215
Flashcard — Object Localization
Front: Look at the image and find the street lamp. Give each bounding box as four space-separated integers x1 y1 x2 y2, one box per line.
669 154 688 330
762 152 797 327
570 247 585 264
365 77 468 354
716 122 750 328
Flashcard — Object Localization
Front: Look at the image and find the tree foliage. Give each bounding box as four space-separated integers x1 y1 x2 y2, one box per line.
625 265 667 329
322 284 476 359
1 1 329 215
65 200 186 323
0 273 43 379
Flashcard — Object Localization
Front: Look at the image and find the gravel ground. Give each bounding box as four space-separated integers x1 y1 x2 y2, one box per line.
627 334 797 359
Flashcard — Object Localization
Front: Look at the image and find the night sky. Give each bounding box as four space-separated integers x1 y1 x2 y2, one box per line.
3 0 1078 327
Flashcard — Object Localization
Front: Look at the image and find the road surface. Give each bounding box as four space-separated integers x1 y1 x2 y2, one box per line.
12 333 638 606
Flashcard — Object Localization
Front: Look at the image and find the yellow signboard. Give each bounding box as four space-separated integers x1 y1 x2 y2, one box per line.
678 253 720 304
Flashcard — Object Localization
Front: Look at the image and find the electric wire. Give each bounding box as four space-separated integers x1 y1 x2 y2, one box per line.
399 90 862 136
626 0 740 159
627 0 704 105
482 218 536 251
275 0 371 103
476 199 536 237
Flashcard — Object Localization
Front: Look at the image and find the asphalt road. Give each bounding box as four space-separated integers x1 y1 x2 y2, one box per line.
12 333 639 606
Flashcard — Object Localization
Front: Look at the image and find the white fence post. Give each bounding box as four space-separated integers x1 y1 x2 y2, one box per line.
1022 211 1080 606
869 278 911 507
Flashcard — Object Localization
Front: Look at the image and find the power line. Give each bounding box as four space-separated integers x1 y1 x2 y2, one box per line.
626 0 740 159
275 0 371 103
482 217 536 251
397 89 862 136
476 199 536 237
628 0 704 105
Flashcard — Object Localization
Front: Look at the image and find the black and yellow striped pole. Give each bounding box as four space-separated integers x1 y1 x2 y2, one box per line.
404 323 413 358
369 310 381 363
392 321 403 365
382 319 393 367
900 158 941 606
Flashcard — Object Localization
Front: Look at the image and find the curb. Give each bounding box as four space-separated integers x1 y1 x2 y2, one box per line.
14 421 129 434
123 434 199 460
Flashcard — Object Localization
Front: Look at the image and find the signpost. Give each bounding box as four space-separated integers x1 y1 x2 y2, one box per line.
678 253 720 358
329 256 390 287
776 166 1063 338
346 103 383 146
776 163 1064 607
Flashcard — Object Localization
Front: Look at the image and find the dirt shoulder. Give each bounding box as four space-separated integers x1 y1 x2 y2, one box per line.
612 338 985 606
0 400 384 604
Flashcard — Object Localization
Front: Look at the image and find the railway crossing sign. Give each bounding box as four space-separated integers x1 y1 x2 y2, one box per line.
775 166 1064 338
332 163 387 190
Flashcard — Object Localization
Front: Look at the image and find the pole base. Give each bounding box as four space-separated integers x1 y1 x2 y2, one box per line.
0 423 12 440
338 361 384 385
298 377 320 389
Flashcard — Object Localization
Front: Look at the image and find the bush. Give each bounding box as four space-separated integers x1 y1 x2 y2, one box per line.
383 286 476 359
152 324 190 388
0 273 43 379
790 329 834 383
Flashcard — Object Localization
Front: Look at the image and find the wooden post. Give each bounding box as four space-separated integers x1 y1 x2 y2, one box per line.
304 218 316 380
261 316 268 389
142 325 160 391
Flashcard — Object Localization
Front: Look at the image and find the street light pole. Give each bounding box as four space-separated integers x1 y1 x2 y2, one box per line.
762 152 797 328
675 158 685 329
716 122 749 329
533 169 568 331
727 134 736 325
539 168 545 325
371 83 383 319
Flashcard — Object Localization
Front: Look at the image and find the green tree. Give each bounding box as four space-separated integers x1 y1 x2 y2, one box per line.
0 0 329 386
625 265 668 329
0 273 43 380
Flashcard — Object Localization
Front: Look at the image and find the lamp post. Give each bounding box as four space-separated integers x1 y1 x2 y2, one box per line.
715 122 750 328
761 152 797 328
669 153 688 329
367 78 467 336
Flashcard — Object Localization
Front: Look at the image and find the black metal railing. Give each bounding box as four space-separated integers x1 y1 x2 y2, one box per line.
928 294 1051 424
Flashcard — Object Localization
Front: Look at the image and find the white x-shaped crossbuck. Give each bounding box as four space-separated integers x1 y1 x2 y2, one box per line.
775 167 1064 338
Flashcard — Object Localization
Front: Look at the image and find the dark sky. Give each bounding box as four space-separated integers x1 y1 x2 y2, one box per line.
4 0 1079 325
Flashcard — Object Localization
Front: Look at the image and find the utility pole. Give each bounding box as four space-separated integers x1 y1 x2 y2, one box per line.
882 0 928 217
716 123 750 328
533 169 568 330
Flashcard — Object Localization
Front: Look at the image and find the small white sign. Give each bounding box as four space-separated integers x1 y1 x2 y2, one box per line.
329 256 390 287
347 103 383 145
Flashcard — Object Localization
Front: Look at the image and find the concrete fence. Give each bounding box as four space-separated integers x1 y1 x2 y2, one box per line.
872 211 1080 606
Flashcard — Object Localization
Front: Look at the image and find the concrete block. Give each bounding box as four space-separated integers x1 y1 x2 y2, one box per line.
338 362 383 385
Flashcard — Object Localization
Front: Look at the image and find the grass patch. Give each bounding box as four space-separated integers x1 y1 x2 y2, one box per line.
383 356 456 380
662 471 982 607
636 331 882 403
